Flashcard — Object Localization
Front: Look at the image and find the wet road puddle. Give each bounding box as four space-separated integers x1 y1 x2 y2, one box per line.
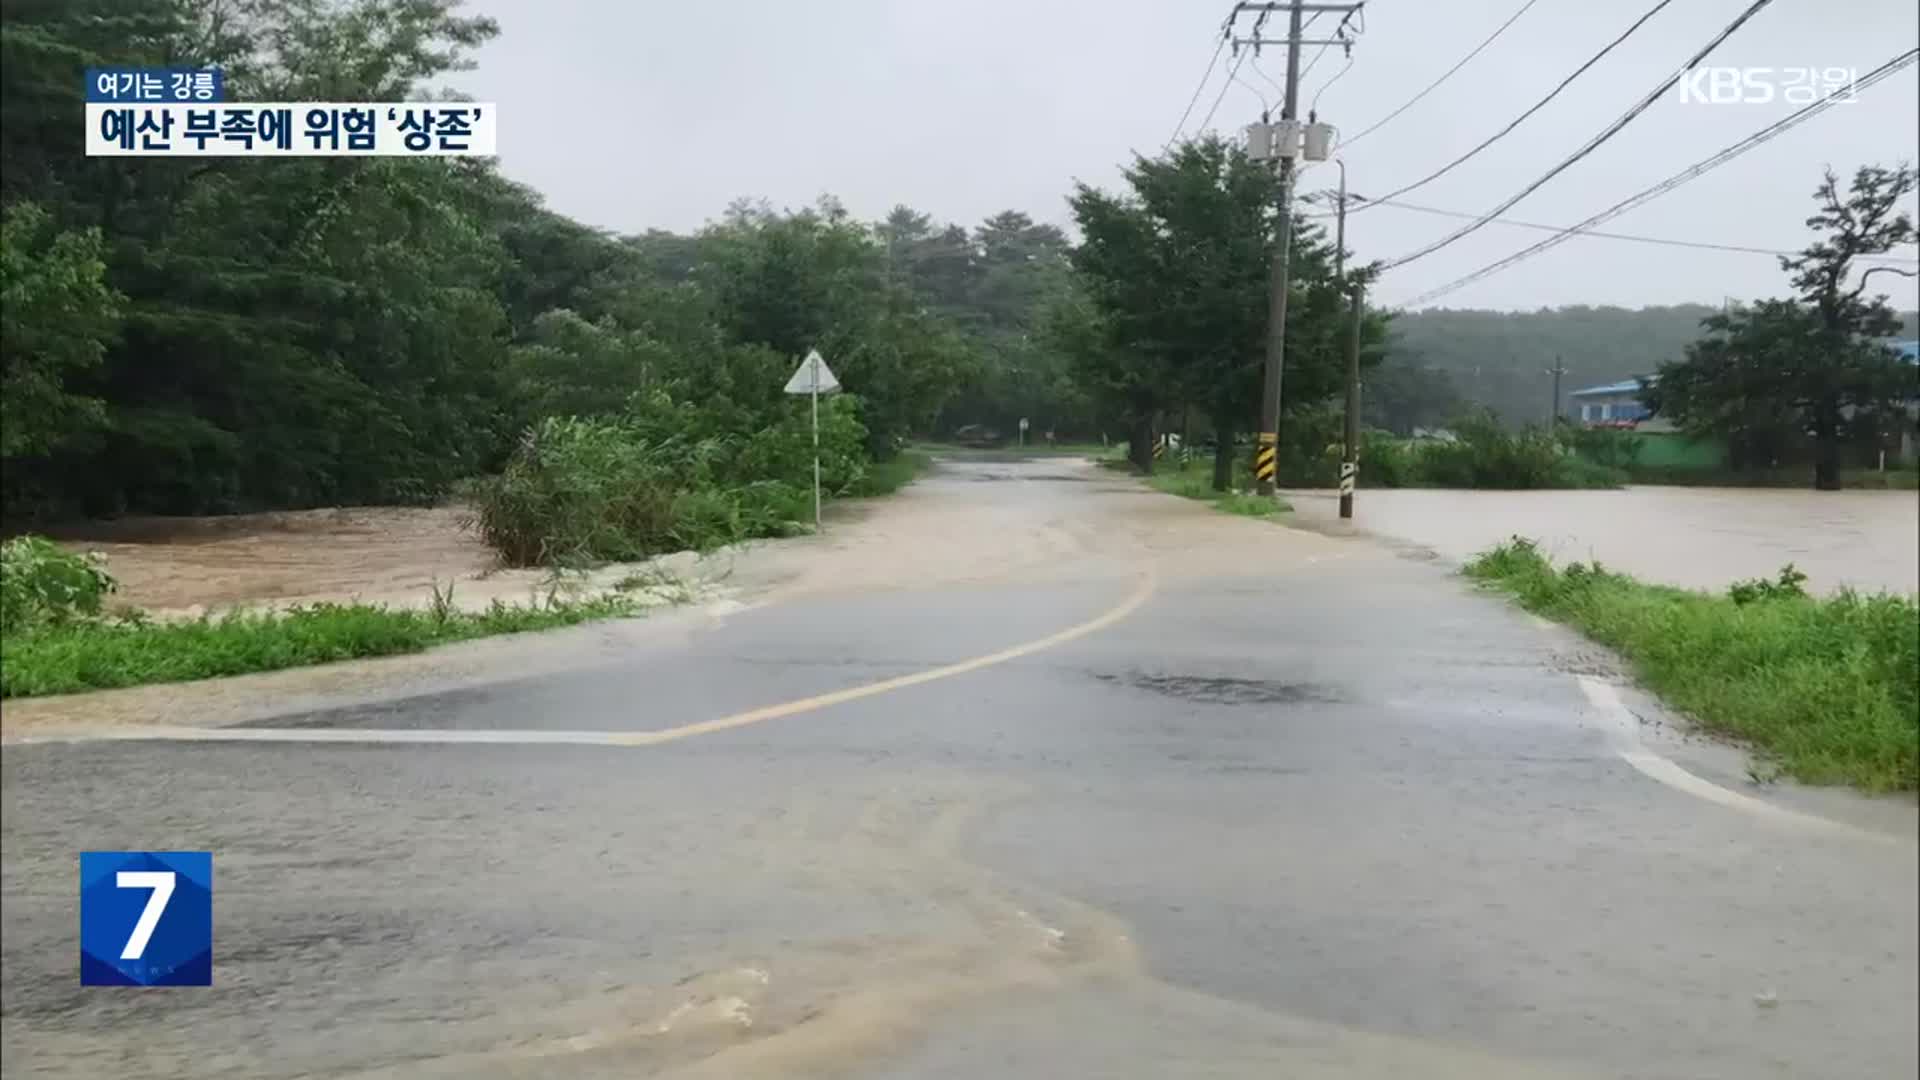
1094 671 1341 706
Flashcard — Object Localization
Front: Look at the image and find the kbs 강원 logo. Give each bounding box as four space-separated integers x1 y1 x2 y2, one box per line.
79 852 212 986
1674 66 1857 106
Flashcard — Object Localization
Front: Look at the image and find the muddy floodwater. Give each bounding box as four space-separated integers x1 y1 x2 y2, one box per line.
1283 485 1919 595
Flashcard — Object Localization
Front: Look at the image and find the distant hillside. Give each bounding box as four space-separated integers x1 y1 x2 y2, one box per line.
1386 305 1920 426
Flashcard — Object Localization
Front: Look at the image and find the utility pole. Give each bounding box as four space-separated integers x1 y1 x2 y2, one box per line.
1330 157 1362 520
1240 0 1362 496
1546 356 1567 427
1253 0 1303 496
1340 282 1363 518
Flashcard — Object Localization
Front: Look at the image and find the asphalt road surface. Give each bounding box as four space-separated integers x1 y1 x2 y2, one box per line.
4 455 1916 1079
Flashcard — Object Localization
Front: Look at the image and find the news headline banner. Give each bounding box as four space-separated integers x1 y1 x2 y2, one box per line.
86 103 496 157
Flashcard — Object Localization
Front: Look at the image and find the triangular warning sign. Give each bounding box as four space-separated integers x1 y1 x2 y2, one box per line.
783 349 840 395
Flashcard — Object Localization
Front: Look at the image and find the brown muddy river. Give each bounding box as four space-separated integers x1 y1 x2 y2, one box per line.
1283 486 1919 595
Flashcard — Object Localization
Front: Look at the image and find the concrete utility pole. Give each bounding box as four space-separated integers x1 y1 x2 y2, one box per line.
1546 356 1568 426
1340 281 1363 518
1328 157 1362 520
1253 0 1304 496
1239 0 1363 496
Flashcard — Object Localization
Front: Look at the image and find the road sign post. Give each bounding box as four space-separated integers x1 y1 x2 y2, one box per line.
783 348 841 531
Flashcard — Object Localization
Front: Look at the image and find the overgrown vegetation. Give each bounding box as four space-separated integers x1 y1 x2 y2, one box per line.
0 593 636 699
0 1 998 556
0 529 646 697
0 535 116 634
1264 409 1625 490
1147 460 1289 517
470 401 866 565
1466 539 1919 792
850 449 933 497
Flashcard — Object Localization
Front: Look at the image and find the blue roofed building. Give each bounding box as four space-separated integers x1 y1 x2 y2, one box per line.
1567 377 1656 428
1563 339 1919 466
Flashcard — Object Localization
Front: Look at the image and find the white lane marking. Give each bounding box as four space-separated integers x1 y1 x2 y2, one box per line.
10 726 641 747
1575 675 1895 842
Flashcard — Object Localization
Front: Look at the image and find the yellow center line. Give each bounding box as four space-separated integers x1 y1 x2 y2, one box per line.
608 570 1158 747
12 572 1158 748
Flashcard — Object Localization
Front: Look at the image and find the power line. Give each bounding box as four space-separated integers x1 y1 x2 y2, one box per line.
1197 44 1252 131
1393 48 1920 307
1166 32 1230 148
1297 9 1353 84
1380 0 1778 270
1340 0 1542 150
1196 7 1273 132
1352 0 1682 217
1309 49 1354 115
1243 9 1323 114
1252 53 1288 103
1233 65 1276 113
1329 196 1920 261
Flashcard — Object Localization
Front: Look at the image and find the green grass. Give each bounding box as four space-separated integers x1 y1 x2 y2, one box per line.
1465 539 1919 792
850 449 933 496
1146 460 1290 517
0 595 637 699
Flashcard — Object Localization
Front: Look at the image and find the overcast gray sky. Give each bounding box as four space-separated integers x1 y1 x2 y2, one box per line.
453 0 1920 313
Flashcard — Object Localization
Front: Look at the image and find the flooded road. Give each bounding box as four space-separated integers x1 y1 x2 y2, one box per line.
5 457 1915 1078
1284 486 1919 594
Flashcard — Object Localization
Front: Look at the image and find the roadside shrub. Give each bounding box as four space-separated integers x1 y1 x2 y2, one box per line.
0 535 116 634
1359 432 1416 488
1278 423 1625 491
1275 404 1343 487
1728 564 1809 605
1418 413 1567 488
1548 455 1630 489
471 395 873 567
1559 425 1643 469
470 418 682 566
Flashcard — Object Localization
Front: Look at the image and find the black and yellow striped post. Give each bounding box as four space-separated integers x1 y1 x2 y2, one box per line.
1251 432 1277 487
1152 434 1167 462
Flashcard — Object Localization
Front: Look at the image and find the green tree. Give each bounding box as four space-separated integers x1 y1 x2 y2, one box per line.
1 0 515 515
1065 176 1179 470
1068 136 1381 482
0 203 119 462
1647 166 1918 488
699 199 972 456
508 309 667 423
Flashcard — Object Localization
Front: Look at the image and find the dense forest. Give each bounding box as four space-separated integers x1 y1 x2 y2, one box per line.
0 0 1098 527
